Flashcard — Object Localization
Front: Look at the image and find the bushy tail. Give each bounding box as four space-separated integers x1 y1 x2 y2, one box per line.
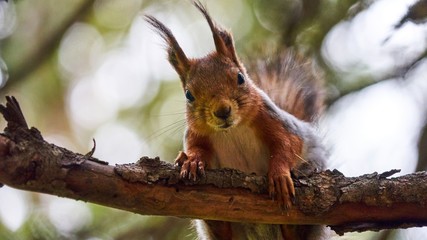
249 49 324 122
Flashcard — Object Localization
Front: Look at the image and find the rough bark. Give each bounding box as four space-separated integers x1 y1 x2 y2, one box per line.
1 96 427 236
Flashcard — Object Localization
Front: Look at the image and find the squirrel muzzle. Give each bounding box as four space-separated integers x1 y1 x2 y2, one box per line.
208 99 239 130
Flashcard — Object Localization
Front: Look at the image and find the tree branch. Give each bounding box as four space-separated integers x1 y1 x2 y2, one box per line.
0 96 427 236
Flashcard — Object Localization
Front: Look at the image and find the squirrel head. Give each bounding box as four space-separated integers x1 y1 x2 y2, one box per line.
146 1 261 135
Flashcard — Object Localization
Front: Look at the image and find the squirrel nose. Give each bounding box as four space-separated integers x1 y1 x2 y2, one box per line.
214 106 231 120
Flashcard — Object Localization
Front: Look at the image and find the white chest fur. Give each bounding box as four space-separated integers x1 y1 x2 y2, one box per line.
209 125 269 175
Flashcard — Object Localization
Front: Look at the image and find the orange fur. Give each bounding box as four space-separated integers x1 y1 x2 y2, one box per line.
251 102 304 207
146 1 325 239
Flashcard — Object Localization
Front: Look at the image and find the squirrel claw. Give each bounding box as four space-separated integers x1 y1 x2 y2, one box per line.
180 169 188 179
268 170 295 210
174 151 187 166
174 151 205 181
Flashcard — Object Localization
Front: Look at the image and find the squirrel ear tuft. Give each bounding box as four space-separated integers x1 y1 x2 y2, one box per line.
193 1 240 65
144 15 190 85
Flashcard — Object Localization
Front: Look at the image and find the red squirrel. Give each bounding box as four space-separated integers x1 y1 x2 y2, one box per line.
146 1 327 239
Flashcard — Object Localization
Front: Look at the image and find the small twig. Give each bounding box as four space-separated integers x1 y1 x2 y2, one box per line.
0 96 28 129
379 169 401 179
85 138 97 157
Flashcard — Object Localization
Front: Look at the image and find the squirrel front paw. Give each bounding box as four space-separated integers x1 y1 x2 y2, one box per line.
268 168 295 210
174 151 206 181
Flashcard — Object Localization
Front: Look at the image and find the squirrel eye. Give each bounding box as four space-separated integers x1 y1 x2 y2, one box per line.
237 72 245 85
185 89 195 102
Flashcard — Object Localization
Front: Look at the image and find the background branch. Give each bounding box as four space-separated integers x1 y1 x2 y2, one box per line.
2 0 95 93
